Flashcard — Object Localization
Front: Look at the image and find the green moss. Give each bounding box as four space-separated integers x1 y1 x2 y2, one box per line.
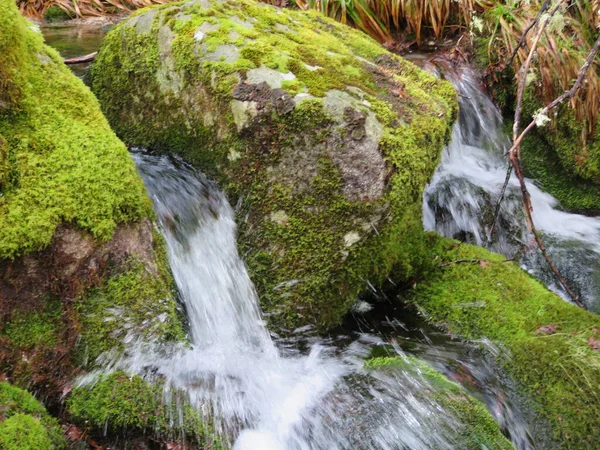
521 131 600 213
91 0 457 330
67 371 221 447
75 256 184 366
367 357 514 450
3 299 61 348
0 0 151 259
406 238 600 449
0 414 53 450
0 382 66 449
43 6 72 23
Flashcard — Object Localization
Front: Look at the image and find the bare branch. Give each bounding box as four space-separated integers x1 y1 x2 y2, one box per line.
502 31 600 308
506 0 551 67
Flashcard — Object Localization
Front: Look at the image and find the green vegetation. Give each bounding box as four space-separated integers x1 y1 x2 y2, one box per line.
520 131 600 213
0 8 186 439
0 382 66 449
3 299 61 349
0 0 151 259
91 0 457 330
67 371 221 447
42 5 72 22
75 257 185 366
406 238 600 449
366 356 514 450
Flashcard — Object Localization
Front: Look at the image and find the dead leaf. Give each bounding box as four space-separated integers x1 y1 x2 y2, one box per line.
587 336 600 351
65 425 84 441
536 324 558 335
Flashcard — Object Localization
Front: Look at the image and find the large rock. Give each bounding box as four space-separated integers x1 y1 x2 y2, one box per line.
0 0 183 399
91 0 457 330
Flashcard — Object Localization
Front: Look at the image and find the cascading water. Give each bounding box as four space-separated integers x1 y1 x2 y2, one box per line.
422 63 600 310
94 150 534 450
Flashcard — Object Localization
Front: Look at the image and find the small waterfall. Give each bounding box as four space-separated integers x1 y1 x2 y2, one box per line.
423 64 600 310
110 151 533 449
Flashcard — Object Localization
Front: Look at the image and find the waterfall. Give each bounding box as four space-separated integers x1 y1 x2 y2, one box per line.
111 151 533 449
422 64 600 311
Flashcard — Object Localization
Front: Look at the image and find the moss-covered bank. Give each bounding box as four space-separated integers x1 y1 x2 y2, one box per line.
0 4 186 445
366 357 514 450
0 382 66 450
91 0 457 331
405 238 600 449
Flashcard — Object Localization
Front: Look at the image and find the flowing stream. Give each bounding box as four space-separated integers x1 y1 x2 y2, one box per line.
119 151 535 449
39 22 600 450
422 62 600 311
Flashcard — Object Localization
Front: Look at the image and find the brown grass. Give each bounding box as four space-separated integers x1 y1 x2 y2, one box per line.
17 0 168 19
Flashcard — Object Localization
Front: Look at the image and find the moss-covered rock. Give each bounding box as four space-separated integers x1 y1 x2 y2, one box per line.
0 382 66 449
366 356 514 450
67 371 221 448
406 238 600 449
0 0 184 402
90 0 457 331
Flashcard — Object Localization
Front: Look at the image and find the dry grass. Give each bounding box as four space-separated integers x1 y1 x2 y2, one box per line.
286 0 493 44
17 0 168 19
483 0 600 136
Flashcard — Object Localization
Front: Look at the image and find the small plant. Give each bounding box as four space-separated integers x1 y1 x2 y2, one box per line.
43 4 71 22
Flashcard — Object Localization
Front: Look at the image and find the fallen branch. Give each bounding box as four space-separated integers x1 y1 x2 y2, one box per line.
491 2 562 235
63 52 97 65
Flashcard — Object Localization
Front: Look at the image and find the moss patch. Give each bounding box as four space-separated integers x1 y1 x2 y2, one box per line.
67 371 221 447
406 238 600 449
0 382 66 449
91 0 457 330
3 298 61 349
75 256 185 366
521 131 600 214
367 356 514 450
0 0 151 259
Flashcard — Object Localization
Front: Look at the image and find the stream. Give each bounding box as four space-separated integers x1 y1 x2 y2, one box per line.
42 22 600 450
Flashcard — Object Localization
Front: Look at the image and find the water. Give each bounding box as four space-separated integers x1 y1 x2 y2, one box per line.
422 62 600 311
97 150 532 449
41 21 113 77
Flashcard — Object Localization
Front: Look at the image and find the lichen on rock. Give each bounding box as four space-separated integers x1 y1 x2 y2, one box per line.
90 0 457 331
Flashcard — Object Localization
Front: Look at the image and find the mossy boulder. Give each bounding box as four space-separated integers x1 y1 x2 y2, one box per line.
67 371 222 448
366 357 514 449
0 0 184 398
0 382 66 449
90 0 457 331
406 238 600 449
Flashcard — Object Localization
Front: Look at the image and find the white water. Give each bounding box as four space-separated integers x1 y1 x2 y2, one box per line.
422 64 600 310
99 151 529 449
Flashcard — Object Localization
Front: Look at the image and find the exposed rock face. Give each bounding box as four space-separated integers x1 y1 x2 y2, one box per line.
0 221 157 315
0 0 183 398
91 0 457 330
